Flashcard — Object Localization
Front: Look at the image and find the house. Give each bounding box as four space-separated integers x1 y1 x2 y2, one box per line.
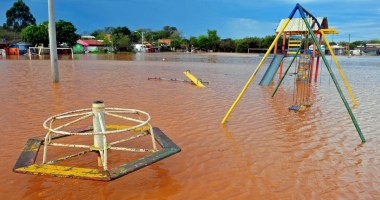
363 44 380 55
158 39 171 47
75 39 104 53
308 44 326 54
73 43 84 53
133 44 146 52
330 45 345 55
133 42 160 53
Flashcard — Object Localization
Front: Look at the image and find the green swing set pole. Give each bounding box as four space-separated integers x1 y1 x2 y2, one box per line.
301 17 366 142
272 44 303 98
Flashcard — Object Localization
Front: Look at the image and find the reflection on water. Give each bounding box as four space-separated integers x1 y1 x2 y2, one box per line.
7 52 262 64
0 53 379 199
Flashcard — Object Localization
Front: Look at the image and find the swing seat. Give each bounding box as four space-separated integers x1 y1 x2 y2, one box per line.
288 105 307 112
288 105 300 111
303 101 313 107
298 105 306 111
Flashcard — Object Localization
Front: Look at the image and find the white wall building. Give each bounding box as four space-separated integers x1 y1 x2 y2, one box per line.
133 44 146 52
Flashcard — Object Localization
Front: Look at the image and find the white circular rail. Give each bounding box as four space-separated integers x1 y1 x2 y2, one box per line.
43 107 152 136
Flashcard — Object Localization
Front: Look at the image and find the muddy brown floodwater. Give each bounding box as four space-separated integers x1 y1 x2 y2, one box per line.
0 53 379 199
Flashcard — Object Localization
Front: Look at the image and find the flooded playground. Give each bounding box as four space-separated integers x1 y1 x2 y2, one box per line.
0 53 379 199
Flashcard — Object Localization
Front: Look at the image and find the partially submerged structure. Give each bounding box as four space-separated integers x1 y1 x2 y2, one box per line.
221 3 366 143
14 101 180 181
75 39 104 53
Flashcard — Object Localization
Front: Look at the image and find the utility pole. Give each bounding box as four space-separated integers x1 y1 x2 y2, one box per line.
48 0 59 82
141 32 144 46
134 31 144 52
348 34 351 48
348 34 351 57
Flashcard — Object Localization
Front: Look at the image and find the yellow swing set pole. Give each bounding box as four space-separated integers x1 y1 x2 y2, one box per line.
221 18 291 124
320 29 358 106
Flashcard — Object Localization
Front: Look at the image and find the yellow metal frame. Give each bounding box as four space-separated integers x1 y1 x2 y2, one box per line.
221 18 291 124
319 28 358 106
220 4 365 142
221 23 359 124
106 124 151 131
183 70 206 87
13 127 181 181
16 164 109 180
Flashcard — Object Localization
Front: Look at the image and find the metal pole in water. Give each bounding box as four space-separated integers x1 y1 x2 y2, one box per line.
92 101 106 167
48 0 59 82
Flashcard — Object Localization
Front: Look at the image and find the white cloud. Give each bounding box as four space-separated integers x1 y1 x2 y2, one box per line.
223 18 278 38
332 20 380 41
275 0 374 3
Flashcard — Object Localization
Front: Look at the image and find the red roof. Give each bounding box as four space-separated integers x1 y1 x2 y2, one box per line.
85 39 103 46
77 39 103 46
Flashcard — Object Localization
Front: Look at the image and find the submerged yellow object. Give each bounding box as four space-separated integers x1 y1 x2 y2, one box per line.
13 126 181 181
106 124 151 131
183 70 206 87
16 164 109 180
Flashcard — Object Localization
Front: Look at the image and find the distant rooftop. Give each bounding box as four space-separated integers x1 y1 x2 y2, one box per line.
77 39 103 46
81 35 96 39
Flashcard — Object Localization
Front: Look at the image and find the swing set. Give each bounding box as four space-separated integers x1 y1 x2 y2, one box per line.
221 3 366 143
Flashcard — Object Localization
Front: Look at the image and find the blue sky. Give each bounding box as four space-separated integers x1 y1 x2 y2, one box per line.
1 0 380 42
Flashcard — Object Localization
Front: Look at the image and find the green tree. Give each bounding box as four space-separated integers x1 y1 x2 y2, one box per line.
170 30 181 40
91 29 103 38
94 32 106 40
163 26 177 37
260 35 276 48
170 39 181 51
21 20 79 46
4 0 36 32
144 31 159 43
207 30 220 52
219 38 235 52
180 38 189 50
159 30 171 39
111 33 131 51
189 36 198 48
156 26 181 39
112 27 133 50
248 37 261 48
339 41 349 48
348 40 365 50
131 31 141 44
234 39 248 53
235 37 261 53
56 20 80 46
113 26 131 36
118 35 131 51
90 27 115 38
197 35 209 50
21 23 48 44
367 39 380 44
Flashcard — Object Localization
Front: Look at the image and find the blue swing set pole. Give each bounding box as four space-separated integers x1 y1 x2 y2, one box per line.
298 7 366 142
